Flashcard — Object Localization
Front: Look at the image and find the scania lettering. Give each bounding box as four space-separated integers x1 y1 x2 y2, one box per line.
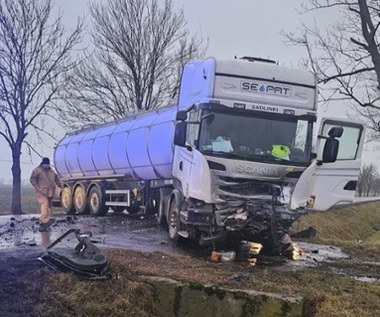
54 56 365 254
235 165 279 177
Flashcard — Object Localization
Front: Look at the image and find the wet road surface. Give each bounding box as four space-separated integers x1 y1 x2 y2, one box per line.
0 212 187 255
1 212 380 282
0 212 352 266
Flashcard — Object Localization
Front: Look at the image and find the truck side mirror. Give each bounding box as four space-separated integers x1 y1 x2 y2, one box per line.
328 126 343 138
176 111 187 121
322 138 339 163
174 121 187 147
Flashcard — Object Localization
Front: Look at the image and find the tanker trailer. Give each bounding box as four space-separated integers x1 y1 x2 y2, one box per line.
54 104 176 216
54 56 365 252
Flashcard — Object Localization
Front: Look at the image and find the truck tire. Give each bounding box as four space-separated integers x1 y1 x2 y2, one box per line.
156 196 166 225
61 186 75 214
88 186 107 216
168 198 180 243
73 185 89 214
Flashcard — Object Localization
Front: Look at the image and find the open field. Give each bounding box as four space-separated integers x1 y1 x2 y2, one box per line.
0 184 40 214
0 184 63 215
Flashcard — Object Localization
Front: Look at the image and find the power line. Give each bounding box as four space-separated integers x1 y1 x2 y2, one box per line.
0 159 35 165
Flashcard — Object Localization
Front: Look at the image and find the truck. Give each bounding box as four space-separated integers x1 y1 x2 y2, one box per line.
54 56 365 253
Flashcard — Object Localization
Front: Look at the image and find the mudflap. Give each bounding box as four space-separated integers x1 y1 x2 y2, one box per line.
38 229 112 280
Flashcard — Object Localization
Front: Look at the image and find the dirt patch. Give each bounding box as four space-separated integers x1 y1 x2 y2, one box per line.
0 248 48 317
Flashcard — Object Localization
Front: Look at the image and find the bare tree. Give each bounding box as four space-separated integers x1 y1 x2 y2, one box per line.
56 0 207 130
357 163 378 196
373 177 380 196
0 0 82 214
282 0 380 134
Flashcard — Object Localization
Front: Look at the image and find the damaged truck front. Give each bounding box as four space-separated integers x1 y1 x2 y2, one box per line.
54 57 365 253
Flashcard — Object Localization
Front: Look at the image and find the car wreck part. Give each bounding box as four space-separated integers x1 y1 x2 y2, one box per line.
38 229 112 280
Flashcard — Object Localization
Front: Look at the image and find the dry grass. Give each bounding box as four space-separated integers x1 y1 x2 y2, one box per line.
37 247 380 317
292 201 380 255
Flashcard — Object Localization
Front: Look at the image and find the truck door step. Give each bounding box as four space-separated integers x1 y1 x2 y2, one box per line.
178 231 189 238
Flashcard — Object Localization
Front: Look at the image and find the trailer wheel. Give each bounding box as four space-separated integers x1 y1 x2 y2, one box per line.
73 185 89 214
88 186 107 216
61 186 75 214
168 198 180 243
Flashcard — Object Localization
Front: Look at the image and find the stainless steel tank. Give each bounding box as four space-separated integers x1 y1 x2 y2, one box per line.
54 105 177 180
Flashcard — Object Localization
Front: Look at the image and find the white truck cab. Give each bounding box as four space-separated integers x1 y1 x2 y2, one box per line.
170 57 365 250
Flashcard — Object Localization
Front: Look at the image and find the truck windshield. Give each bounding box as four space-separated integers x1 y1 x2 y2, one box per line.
198 109 312 165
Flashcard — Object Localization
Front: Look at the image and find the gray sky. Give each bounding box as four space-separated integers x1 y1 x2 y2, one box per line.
0 0 378 182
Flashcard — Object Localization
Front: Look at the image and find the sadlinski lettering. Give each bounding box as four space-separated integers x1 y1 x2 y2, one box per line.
251 104 279 112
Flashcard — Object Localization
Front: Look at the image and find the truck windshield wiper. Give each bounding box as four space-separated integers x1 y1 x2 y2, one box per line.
203 150 263 161
203 150 293 164
202 150 239 158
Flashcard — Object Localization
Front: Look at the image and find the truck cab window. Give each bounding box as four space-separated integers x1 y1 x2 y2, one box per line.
186 110 200 147
317 122 362 161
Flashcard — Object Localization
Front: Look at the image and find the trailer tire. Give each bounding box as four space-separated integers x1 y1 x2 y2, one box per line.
88 186 107 216
61 186 75 214
73 185 89 214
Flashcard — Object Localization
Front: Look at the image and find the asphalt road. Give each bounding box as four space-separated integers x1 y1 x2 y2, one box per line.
0 212 186 254
0 211 354 269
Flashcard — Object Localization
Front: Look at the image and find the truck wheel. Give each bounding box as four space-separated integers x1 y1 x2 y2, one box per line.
88 186 107 216
168 198 180 243
73 185 89 214
61 186 75 214
156 197 166 225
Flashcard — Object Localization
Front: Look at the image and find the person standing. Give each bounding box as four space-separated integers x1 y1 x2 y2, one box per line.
30 157 62 232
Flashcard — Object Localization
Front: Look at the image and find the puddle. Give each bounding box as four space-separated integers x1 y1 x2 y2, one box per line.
353 276 380 283
281 242 349 269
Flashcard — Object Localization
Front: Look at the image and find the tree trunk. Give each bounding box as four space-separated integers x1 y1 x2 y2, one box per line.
11 148 22 215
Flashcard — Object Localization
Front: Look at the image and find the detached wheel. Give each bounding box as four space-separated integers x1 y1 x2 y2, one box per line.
61 186 75 214
73 185 89 214
88 186 107 216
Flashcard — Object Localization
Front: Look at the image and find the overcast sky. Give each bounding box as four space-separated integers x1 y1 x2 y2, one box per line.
0 0 378 182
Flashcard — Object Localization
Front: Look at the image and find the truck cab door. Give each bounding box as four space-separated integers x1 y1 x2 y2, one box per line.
172 111 199 196
292 118 365 211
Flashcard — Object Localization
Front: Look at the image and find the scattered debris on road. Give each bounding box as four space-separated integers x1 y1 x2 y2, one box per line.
39 228 112 280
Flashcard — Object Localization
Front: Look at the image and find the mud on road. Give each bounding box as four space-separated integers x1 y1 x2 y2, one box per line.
0 212 181 317
0 211 352 265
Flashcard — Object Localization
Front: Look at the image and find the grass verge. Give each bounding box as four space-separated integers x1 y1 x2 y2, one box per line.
2 185 379 317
